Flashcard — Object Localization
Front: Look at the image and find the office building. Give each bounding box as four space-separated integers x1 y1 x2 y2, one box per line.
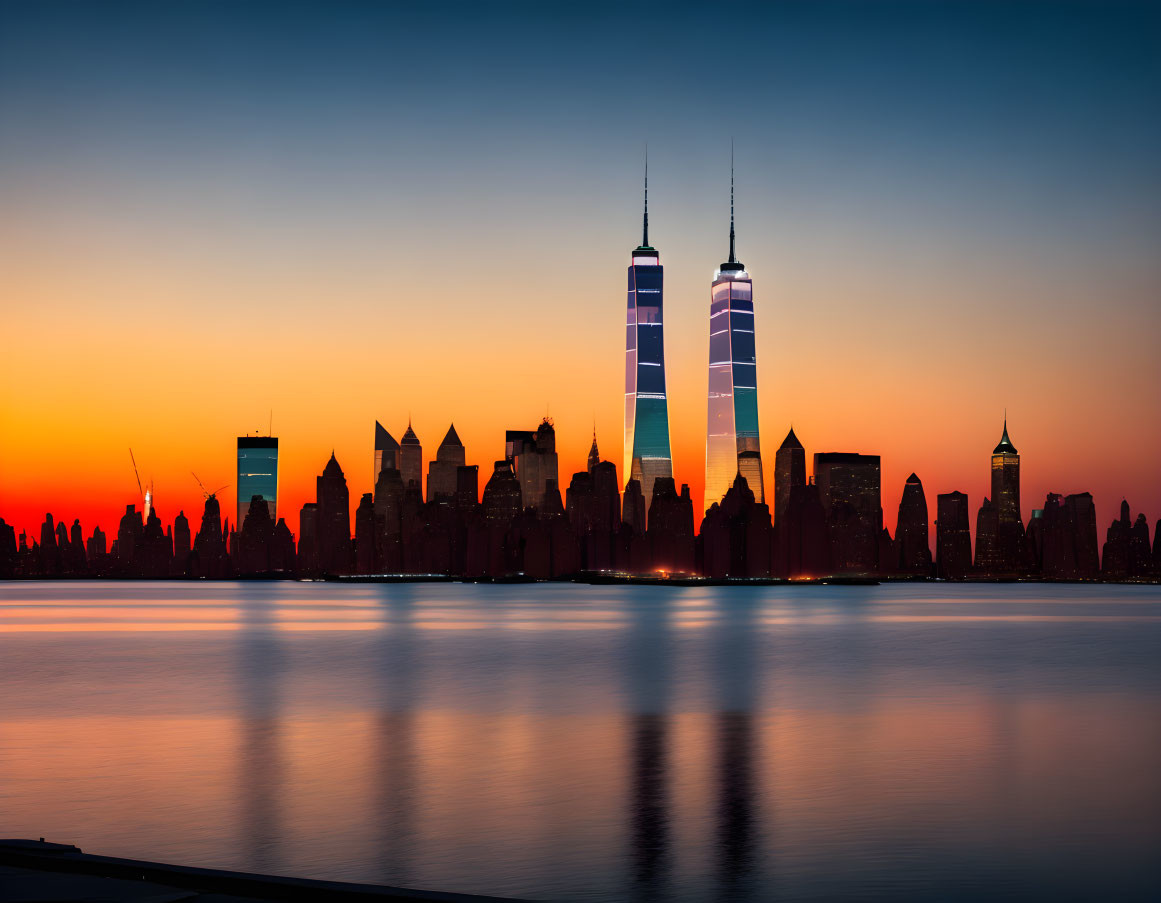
237 436 278 529
705 153 763 510
623 156 673 515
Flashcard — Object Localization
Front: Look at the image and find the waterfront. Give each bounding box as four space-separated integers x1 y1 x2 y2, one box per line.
2 582 1160 901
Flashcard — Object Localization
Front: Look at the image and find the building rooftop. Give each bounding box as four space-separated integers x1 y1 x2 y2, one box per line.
993 421 1018 455
778 427 804 451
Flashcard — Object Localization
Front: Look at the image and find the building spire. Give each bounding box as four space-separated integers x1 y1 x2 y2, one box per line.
728 139 736 264
642 145 649 248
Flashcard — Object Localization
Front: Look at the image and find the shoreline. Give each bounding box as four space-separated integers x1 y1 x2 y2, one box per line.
0 838 524 902
1 574 1158 586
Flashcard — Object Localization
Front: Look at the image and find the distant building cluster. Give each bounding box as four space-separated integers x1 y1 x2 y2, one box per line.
1 418 1159 583
2 164 1157 583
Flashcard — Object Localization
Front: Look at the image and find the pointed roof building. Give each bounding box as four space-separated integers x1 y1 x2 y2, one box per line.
439 423 463 451
375 421 399 452
323 451 344 478
993 419 1018 455
374 420 400 482
779 427 804 451
587 429 600 473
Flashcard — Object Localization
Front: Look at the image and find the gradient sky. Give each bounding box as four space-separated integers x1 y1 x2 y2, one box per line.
2 0 1159 543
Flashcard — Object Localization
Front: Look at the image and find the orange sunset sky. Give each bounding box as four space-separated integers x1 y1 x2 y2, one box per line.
2 2 1160 543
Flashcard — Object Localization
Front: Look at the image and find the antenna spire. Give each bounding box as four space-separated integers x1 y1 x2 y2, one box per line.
642 145 649 248
728 139 737 264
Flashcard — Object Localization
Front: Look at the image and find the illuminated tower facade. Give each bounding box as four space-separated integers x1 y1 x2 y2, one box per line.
991 418 1024 571
705 154 762 511
236 436 278 528
624 156 673 515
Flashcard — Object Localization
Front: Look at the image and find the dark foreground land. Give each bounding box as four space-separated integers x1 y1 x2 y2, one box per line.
0 839 523 902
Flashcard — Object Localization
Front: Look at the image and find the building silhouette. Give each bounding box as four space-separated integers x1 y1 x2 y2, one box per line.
935 491 972 578
646 477 696 573
705 154 763 511
315 452 353 575
173 510 191 574
374 421 400 485
191 495 229 578
895 473 932 576
1028 492 1099 580
506 419 559 511
355 492 376 574
373 466 406 573
67 519 87 574
624 156 673 516
400 422 423 498
476 459 522 576
237 495 276 574
0 518 17 578
116 505 143 574
236 436 278 530
700 474 773 578
772 428 806 528
1102 500 1153 580
297 503 319 573
567 450 621 572
427 424 465 502
814 452 882 575
974 496 1000 574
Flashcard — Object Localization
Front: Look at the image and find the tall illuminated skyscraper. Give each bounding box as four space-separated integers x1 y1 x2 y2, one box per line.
236 436 278 528
704 152 762 511
623 155 673 515
991 417 1024 570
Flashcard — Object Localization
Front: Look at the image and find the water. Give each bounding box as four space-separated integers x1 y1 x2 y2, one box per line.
2 581 1160 901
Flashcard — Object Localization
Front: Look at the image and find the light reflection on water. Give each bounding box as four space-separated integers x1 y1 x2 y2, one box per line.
1 581 1160 901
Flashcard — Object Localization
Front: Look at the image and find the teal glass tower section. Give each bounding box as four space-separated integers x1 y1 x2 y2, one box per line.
624 157 673 515
237 436 279 528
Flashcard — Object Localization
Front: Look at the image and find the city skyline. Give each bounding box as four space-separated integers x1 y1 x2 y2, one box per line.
2 1 1160 542
5 409 1160 584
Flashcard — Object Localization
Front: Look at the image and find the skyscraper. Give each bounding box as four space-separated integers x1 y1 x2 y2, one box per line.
506 419 559 511
400 422 423 496
427 423 466 502
936 490 972 578
773 427 805 525
895 473 932 575
587 428 600 474
624 155 673 515
991 418 1025 572
237 436 278 529
316 452 352 574
705 151 763 511
374 421 400 484
814 452 882 574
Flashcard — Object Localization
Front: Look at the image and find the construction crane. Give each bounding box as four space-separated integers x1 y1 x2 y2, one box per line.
191 472 228 500
129 448 153 520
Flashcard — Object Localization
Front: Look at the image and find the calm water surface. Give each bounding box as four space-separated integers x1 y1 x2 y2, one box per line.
1 581 1159 901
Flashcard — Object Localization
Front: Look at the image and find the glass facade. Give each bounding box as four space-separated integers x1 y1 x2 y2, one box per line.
237 437 278 528
624 250 673 514
704 268 763 510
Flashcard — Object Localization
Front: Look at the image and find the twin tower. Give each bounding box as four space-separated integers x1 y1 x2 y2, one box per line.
624 155 762 515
